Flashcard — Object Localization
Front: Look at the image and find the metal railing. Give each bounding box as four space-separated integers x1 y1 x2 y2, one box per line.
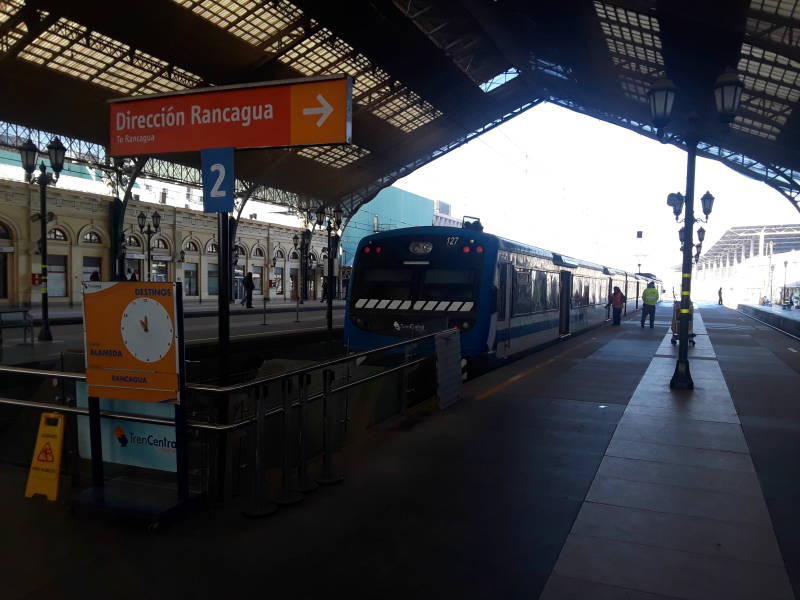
0 330 446 513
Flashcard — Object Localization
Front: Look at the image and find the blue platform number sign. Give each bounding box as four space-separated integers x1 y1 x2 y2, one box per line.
201 147 235 213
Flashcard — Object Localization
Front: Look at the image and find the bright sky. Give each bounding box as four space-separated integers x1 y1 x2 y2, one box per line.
394 102 799 286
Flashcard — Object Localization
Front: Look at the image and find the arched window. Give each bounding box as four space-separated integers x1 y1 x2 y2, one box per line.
126 236 141 247
234 244 247 256
321 248 329 258
153 238 168 250
274 249 285 259
47 228 67 241
82 231 102 244
207 242 219 254
0 222 10 240
254 247 265 257
183 240 199 252
289 250 299 260
309 252 318 262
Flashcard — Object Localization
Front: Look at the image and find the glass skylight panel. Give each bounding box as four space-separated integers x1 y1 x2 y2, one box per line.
480 68 520 93
171 0 441 133
750 0 800 19
594 1 660 33
740 93 791 124
619 76 649 102
16 18 203 95
296 144 370 168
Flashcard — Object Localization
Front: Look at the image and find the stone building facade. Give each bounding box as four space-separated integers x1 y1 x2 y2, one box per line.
0 178 337 306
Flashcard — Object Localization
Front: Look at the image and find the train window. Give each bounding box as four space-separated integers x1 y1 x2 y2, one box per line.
422 269 475 301
572 277 583 308
532 271 547 312
548 273 560 309
355 268 413 300
512 268 532 315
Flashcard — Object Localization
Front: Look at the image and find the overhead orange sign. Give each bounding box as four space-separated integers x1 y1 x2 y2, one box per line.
83 282 180 403
108 75 352 156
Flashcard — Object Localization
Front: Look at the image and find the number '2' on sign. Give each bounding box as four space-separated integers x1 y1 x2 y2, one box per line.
201 147 235 213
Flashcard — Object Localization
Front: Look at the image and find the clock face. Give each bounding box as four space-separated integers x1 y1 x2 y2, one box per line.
120 298 174 363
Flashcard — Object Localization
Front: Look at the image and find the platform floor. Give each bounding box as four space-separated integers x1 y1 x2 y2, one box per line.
2 304 800 599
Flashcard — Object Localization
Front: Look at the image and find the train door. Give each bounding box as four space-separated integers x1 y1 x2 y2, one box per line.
559 271 572 336
496 263 513 359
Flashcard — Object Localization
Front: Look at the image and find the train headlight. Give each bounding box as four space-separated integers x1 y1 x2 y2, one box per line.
409 241 433 255
462 322 470 330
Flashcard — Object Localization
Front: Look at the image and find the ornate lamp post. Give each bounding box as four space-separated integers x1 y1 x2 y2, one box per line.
137 210 161 282
649 67 739 389
315 204 344 334
19 137 66 341
784 260 789 306
293 233 300 320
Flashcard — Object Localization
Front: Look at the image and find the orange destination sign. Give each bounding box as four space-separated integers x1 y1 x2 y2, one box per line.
108 75 352 156
83 282 180 403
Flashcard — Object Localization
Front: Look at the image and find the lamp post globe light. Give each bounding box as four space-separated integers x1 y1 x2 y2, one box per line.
18 137 66 342
714 68 745 124
648 67 742 390
646 78 677 130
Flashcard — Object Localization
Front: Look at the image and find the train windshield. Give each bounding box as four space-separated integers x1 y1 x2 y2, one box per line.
421 269 475 301
357 268 414 300
352 267 477 303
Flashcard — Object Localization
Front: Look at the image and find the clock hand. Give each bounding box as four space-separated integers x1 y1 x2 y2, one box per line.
140 315 149 332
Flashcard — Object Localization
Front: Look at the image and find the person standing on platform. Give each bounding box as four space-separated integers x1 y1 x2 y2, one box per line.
242 272 255 308
607 286 626 326
641 282 659 328
89 270 100 281
718 287 723 305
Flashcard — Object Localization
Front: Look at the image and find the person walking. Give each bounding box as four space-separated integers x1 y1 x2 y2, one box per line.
242 272 255 308
607 286 626 326
641 282 659 328
718 287 723 305
89 270 100 281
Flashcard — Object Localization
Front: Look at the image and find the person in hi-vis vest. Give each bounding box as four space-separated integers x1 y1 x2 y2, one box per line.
641 282 659 328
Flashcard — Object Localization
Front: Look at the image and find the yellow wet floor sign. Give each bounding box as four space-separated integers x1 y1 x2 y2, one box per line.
25 413 65 501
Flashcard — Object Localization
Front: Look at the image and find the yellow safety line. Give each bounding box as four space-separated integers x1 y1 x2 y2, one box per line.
474 338 594 401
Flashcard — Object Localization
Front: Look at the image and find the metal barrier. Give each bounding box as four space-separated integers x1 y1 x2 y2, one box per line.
0 330 444 514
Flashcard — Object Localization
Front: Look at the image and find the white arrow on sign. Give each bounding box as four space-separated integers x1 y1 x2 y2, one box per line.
302 94 333 127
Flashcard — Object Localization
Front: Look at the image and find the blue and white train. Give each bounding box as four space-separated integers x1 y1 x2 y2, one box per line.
344 224 660 370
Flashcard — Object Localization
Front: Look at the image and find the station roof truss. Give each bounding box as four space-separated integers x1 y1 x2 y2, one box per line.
0 0 799 219
699 224 800 265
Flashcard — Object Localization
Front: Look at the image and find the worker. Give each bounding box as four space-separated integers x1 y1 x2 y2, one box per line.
641 281 659 328
606 286 626 326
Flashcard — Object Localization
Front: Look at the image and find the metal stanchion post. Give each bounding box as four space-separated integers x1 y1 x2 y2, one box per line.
317 369 343 485
243 385 278 518
293 373 318 493
275 378 303 505
400 345 412 417
88 396 104 488
262 296 267 326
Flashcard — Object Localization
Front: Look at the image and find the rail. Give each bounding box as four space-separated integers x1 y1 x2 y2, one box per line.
736 307 800 343
187 330 442 393
0 329 449 511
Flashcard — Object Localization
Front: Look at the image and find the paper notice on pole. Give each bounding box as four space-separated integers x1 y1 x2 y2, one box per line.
436 329 462 409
